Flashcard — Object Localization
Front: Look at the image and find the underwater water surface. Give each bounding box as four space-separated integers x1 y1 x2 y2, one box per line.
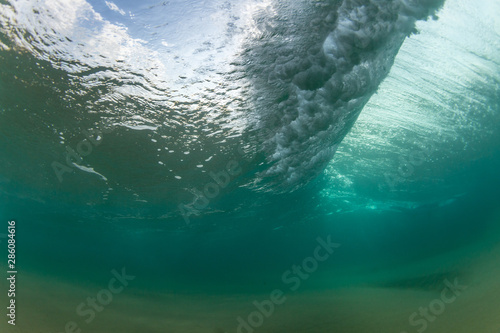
0 0 499 332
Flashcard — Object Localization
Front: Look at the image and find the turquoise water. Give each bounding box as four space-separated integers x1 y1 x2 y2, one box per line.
1 0 500 332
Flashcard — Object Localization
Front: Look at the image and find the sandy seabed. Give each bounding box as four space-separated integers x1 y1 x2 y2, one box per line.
1 226 500 333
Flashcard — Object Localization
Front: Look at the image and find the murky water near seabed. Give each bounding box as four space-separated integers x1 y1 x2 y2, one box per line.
0 0 499 332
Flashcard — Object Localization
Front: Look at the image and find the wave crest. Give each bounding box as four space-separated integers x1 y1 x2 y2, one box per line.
243 0 445 190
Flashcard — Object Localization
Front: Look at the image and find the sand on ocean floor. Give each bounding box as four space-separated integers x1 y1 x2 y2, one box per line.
1 229 500 333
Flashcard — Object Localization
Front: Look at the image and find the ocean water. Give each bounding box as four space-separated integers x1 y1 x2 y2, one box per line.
0 0 499 332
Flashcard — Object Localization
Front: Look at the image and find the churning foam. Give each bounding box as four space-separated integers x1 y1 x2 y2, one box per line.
245 0 445 190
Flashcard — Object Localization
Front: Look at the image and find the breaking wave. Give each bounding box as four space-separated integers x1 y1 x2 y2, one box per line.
2 0 498 226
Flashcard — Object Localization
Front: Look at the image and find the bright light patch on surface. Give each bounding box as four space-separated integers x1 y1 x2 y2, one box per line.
105 1 126 15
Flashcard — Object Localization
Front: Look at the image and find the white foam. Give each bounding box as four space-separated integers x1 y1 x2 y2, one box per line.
72 164 108 181
246 0 445 190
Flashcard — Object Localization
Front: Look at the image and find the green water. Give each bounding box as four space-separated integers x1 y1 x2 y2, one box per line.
1 0 499 332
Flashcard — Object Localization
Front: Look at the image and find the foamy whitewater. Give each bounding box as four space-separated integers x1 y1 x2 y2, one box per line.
0 0 499 332
0 0 447 201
